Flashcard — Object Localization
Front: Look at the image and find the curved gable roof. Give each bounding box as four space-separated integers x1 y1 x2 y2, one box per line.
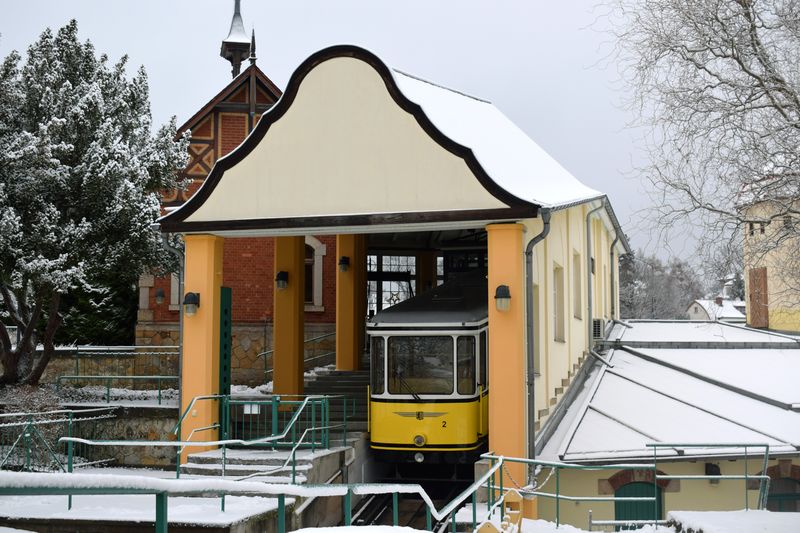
160 46 601 235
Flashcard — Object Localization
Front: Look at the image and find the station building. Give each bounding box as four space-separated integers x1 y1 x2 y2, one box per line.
156 34 628 512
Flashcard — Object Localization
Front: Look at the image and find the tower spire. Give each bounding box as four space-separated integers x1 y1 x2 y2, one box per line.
220 0 251 78
249 29 257 66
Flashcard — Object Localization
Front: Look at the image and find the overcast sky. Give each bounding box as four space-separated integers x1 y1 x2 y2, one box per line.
2 0 665 252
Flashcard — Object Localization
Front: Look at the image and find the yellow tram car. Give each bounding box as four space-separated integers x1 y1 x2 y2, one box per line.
367 270 489 464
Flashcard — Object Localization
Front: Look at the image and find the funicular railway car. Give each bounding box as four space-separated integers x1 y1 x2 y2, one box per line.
367 270 488 464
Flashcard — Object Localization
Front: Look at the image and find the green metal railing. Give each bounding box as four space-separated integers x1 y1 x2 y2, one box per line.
257 332 336 380
58 345 179 380
56 375 178 405
0 408 116 473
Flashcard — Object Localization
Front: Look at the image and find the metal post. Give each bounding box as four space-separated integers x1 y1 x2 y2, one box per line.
67 412 73 510
472 491 477 532
311 400 316 451
499 462 504 522
342 397 348 446
426 506 432 531
272 396 279 450
106 378 111 403
278 493 286 533
588 509 593 531
24 416 31 471
292 448 297 484
155 492 168 533
344 488 352 526
451 510 456 533
555 466 560 527
157 377 162 405
393 492 399 526
653 446 658 521
744 445 748 511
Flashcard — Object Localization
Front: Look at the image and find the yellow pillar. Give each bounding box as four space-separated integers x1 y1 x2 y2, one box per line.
354 235 368 359
486 223 526 482
273 236 305 396
416 250 438 295
336 234 364 371
180 234 224 460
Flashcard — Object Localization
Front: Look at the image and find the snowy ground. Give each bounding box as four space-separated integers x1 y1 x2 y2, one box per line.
669 509 800 533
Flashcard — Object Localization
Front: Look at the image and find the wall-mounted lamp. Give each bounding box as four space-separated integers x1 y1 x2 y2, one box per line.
338 256 351 272
275 271 289 290
154 288 165 305
494 285 511 312
182 292 200 317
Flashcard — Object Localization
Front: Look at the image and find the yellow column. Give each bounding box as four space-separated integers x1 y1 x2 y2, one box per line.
354 235 368 359
416 250 438 295
336 234 362 371
180 234 224 460
273 236 305 396
487 223 527 482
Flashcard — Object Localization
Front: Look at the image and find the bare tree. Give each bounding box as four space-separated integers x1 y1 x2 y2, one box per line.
609 0 800 299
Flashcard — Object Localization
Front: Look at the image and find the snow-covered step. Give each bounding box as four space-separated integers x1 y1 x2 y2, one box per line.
180 461 310 482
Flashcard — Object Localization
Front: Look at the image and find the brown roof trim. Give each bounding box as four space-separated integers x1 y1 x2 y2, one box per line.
178 64 282 133
161 45 540 232
160 206 537 234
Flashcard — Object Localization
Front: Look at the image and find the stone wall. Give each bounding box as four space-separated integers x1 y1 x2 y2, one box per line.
135 321 335 387
67 405 179 469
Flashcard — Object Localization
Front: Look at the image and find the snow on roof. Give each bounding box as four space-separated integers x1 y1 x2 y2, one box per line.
689 299 746 321
391 70 604 210
540 320 800 463
608 320 798 346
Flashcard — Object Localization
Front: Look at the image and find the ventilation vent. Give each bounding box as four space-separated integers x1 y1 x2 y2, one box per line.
592 318 605 340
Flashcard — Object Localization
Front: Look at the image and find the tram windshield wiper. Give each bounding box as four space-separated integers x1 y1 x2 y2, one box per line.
395 367 421 401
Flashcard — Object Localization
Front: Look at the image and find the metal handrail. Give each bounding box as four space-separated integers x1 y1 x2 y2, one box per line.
256 333 335 359
56 375 178 405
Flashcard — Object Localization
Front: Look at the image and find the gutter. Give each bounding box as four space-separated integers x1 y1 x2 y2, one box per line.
610 232 620 318
525 208 551 475
161 233 185 414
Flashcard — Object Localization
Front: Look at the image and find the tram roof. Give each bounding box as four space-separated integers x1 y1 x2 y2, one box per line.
368 270 488 329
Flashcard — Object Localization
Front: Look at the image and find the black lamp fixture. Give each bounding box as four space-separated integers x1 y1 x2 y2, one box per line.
275 271 289 290
338 256 351 272
182 292 200 317
154 288 165 305
495 285 511 312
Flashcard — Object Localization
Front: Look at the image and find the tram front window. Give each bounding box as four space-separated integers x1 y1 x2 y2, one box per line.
388 336 454 395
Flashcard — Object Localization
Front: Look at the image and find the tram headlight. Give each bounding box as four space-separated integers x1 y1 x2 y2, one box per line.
413 434 426 447
414 452 425 463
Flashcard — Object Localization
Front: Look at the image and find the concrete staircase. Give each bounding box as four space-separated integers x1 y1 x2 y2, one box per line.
304 368 370 433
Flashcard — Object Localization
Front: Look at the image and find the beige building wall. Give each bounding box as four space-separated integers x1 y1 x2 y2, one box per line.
536 458 796 529
743 201 800 332
523 203 622 433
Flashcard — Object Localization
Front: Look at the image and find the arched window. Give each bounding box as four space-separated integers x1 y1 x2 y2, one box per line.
304 236 326 311
768 478 800 512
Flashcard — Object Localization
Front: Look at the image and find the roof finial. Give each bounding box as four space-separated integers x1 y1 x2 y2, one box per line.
220 0 251 78
249 29 257 66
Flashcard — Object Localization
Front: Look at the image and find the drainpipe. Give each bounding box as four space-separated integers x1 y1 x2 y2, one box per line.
525 209 550 474
586 200 605 349
610 233 620 319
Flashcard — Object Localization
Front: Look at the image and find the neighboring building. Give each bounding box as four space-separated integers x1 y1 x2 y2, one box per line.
741 186 800 332
686 297 746 323
536 320 800 527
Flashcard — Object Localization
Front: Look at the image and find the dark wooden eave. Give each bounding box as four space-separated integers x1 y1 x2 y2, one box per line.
177 64 282 134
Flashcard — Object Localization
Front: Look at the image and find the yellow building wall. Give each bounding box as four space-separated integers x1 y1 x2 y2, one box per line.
536 458 795 529
743 201 800 332
523 203 621 432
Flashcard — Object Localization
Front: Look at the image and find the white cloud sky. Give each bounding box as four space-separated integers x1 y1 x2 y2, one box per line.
1 0 665 252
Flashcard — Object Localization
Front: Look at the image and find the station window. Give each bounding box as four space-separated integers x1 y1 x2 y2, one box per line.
371 336 385 395
367 254 417 316
457 336 476 395
387 336 454 395
554 264 565 342
304 245 314 304
572 252 582 319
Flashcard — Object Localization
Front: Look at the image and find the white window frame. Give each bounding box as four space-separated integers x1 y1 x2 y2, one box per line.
305 236 326 312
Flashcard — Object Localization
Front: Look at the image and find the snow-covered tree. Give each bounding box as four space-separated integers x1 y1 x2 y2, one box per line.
619 251 705 319
0 21 188 384
609 0 800 295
